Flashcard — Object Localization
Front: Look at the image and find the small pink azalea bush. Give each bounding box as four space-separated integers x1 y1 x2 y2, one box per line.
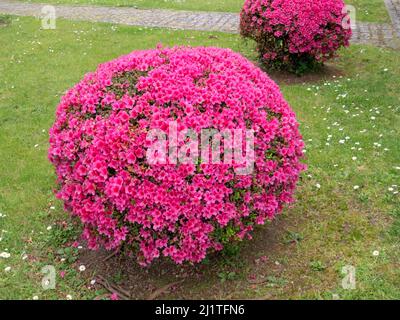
240 0 352 74
49 46 305 266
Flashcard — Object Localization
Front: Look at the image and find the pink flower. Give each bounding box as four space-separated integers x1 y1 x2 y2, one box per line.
71 241 79 248
240 0 352 70
110 293 119 300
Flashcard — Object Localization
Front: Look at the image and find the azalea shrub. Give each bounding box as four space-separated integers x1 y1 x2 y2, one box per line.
240 0 352 74
49 46 306 266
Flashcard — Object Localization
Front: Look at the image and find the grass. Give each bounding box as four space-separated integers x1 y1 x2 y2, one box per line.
20 0 391 23
0 15 399 300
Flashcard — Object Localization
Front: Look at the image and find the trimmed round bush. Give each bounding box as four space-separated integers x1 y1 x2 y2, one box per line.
49 46 305 266
240 0 352 74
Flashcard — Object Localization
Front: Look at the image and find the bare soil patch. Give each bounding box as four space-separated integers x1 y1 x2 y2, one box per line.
78 213 298 300
264 64 345 85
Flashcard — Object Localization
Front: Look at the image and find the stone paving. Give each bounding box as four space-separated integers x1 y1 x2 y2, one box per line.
352 22 399 49
0 0 399 49
385 0 400 37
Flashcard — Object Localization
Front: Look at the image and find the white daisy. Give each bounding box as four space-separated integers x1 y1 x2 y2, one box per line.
0 252 10 259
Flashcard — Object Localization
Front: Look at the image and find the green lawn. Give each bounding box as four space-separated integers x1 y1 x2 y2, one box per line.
0 15 399 300
21 0 391 23
347 0 391 23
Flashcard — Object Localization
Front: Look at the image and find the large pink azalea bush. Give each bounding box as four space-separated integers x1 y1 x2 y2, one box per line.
49 46 305 266
240 0 352 74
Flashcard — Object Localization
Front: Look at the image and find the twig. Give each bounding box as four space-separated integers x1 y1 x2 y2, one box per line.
247 279 268 285
96 275 131 300
97 275 131 297
103 250 119 262
146 280 184 300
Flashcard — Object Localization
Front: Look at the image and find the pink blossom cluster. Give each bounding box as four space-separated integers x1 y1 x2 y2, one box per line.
240 0 352 71
49 46 306 266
